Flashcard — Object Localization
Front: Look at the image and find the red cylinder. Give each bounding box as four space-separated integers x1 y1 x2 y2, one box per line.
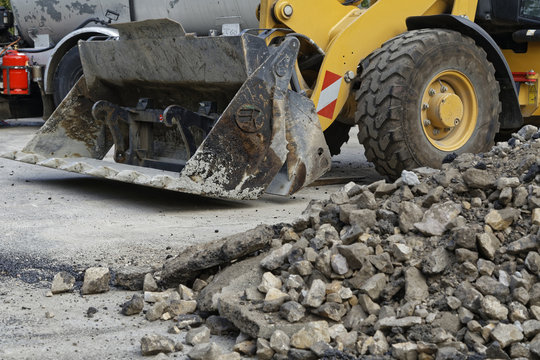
2 50 30 95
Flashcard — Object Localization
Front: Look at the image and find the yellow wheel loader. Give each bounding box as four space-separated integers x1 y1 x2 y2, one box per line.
3 0 539 199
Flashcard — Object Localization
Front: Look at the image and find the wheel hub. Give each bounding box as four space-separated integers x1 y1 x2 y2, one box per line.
420 70 478 151
427 92 464 129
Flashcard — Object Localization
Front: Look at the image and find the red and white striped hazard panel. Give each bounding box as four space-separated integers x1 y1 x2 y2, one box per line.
316 71 343 119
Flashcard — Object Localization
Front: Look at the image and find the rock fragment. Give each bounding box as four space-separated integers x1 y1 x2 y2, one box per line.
51 271 75 294
81 267 110 295
140 334 175 356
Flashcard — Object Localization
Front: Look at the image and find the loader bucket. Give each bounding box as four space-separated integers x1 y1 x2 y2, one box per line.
3 19 331 200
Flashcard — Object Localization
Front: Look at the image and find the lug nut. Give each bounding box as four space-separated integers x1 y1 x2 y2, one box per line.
429 89 436 96
424 119 431 127
283 5 293 17
422 103 429 110
441 86 448 93
433 129 440 135
344 70 356 83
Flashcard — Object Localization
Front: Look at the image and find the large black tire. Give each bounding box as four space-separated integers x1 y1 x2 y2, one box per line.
324 120 352 156
53 46 83 107
356 29 501 178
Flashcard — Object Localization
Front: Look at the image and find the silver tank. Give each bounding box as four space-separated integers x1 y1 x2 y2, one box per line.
11 0 259 46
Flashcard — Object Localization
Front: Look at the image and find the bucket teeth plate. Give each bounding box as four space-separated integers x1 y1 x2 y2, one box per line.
1 151 263 200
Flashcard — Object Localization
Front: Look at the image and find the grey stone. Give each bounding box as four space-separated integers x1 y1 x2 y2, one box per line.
146 301 167 322
485 342 510 360
462 168 495 189
144 289 180 303
391 342 418 360
423 247 451 275
290 321 330 349
233 340 256 356
167 300 197 316
404 267 429 302
177 314 204 329
140 334 175 356
376 316 422 330
288 349 317 360
310 341 332 357
270 330 290 354
436 347 467 360
392 243 412 262
375 182 398 196
258 272 282 294
368 252 394 274
477 233 500 261
499 186 513 205
357 294 380 315
81 267 110 295
343 305 368 331
491 323 524 348
188 342 224 360
260 243 293 271
280 301 306 323
422 186 444 208
330 254 349 275
302 279 326 308
186 326 211 346
359 273 386 300
256 338 274 360
315 302 347 322
485 208 520 231
477 259 495 276
458 307 474 324
337 243 370 270
517 124 538 140
121 294 144 316
496 177 521 190
51 271 75 294
513 287 530 305
206 315 237 335
399 201 424 233
263 288 289 312
451 227 478 250
454 282 483 311
290 260 313 276
455 248 478 263
507 235 537 254
526 251 540 274
510 342 530 359
402 170 420 186
431 312 461 335
475 276 509 298
143 273 159 292
114 266 153 291
414 201 462 236
523 320 540 338
348 209 377 231
351 190 377 210
481 295 508 320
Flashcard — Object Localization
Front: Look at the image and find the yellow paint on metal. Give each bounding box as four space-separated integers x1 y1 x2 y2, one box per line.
420 70 478 151
503 45 540 116
260 0 482 130
451 0 479 18
427 93 464 128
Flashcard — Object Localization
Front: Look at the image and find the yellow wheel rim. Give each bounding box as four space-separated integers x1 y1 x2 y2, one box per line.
420 70 478 152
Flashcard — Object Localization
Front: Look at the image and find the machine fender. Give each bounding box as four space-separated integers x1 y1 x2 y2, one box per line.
44 27 119 95
407 14 523 129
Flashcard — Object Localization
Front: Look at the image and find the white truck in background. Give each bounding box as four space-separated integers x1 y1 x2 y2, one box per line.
0 0 258 122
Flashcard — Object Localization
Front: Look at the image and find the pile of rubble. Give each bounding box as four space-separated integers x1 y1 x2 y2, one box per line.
51 125 540 359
